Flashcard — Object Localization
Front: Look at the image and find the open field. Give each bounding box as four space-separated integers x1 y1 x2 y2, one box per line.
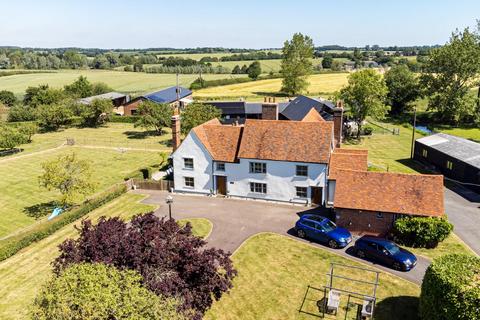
193 73 349 99
3 123 172 158
0 69 242 98
0 146 163 239
205 233 420 320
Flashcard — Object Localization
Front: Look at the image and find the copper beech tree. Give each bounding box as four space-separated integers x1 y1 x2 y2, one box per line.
53 213 236 319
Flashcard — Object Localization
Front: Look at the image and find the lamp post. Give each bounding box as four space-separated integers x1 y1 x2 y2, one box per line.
165 195 173 220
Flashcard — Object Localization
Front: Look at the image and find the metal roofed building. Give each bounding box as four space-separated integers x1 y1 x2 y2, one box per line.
280 95 334 121
124 86 193 116
79 92 130 106
414 133 480 192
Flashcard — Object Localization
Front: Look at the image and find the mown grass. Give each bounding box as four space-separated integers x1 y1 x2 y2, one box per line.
205 233 420 320
178 218 213 239
0 69 242 98
0 193 157 320
407 233 476 261
0 147 162 239
4 123 172 158
193 73 349 99
437 126 480 143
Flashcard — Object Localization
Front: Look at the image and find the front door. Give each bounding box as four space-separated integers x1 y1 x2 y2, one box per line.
311 187 323 205
216 176 227 195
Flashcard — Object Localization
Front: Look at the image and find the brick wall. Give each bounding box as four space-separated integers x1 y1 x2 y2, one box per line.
335 208 395 236
124 99 144 116
261 103 278 120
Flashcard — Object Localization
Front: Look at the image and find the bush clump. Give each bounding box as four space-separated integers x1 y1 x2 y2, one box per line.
392 216 453 248
420 254 480 320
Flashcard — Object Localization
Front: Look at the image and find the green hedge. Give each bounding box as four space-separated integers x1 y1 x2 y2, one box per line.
109 115 140 123
420 254 480 320
0 183 127 262
392 216 453 248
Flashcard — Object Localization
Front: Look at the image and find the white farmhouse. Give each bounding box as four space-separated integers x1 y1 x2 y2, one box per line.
172 116 335 205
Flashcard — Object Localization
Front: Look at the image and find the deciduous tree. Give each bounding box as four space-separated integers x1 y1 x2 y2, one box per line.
0 90 17 107
280 33 314 95
53 213 236 319
340 69 388 138
0 124 29 150
134 101 172 135
79 98 112 127
32 263 185 320
23 84 66 107
247 61 261 80
36 104 72 131
420 24 480 123
64 76 92 98
385 65 420 114
39 152 95 205
321 55 333 69
180 103 221 135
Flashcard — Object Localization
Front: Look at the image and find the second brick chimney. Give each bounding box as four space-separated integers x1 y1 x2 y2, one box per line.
261 97 278 120
171 106 181 151
333 100 344 148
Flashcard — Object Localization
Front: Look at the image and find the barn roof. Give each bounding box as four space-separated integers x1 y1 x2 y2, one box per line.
143 86 192 104
79 92 127 105
416 133 480 169
280 95 334 121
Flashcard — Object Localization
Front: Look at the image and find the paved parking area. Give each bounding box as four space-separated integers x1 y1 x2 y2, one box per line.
134 190 429 285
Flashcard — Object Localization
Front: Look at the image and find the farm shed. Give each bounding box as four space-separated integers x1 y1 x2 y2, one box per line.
124 86 192 116
414 133 480 193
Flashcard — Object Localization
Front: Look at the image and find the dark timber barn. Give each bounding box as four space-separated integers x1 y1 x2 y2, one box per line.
414 133 480 193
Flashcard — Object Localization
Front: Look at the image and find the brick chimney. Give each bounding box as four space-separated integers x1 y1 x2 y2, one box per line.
171 106 181 151
261 97 278 120
333 100 344 148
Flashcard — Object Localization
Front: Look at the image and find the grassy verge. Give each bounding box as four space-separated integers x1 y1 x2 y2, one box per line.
407 233 476 261
0 193 157 320
0 146 162 238
178 218 213 239
205 233 420 320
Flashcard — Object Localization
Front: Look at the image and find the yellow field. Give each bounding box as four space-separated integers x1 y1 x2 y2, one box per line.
193 73 349 99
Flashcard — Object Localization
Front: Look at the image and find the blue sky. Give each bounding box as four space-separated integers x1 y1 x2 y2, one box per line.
0 0 478 48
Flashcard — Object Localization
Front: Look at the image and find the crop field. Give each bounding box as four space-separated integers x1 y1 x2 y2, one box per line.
0 69 242 98
206 233 420 320
193 73 350 99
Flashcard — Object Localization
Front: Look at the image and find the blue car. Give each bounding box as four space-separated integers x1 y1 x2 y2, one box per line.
353 236 417 271
295 214 352 249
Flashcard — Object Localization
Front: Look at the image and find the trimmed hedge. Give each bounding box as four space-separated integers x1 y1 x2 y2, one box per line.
0 183 127 262
420 254 480 320
392 216 453 248
109 115 140 123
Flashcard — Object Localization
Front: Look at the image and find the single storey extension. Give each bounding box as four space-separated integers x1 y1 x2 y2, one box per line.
124 86 193 116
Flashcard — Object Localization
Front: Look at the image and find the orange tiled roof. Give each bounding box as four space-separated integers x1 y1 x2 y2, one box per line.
193 119 242 162
329 151 368 179
301 108 325 122
333 148 369 155
238 119 333 163
333 169 444 217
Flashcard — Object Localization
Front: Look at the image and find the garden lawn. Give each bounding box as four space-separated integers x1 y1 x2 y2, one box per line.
205 233 420 320
193 73 349 99
0 69 241 98
178 218 213 239
4 123 172 158
0 147 161 239
0 193 156 320
407 233 476 261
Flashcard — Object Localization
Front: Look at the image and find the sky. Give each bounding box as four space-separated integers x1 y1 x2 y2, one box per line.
0 0 479 49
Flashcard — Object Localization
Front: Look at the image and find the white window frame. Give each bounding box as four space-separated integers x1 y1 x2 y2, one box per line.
296 165 308 177
183 158 194 169
295 186 308 198
184 177 195 188
250 182 267 194
249 162 266 174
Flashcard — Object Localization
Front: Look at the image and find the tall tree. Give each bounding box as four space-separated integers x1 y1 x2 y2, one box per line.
134 101 172 135
420 25 480 123
180 103 221 135
36 104 73 131
39 153 95 205
340 69 389 138
32 263 185 320
247 61 262 80
280 33 314 95
53 213 236 319
322 55 333 69
23 85 66 107
385 65 420 114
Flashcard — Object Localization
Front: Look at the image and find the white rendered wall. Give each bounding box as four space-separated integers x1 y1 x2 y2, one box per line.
221 159 327 204
172 132 213 194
